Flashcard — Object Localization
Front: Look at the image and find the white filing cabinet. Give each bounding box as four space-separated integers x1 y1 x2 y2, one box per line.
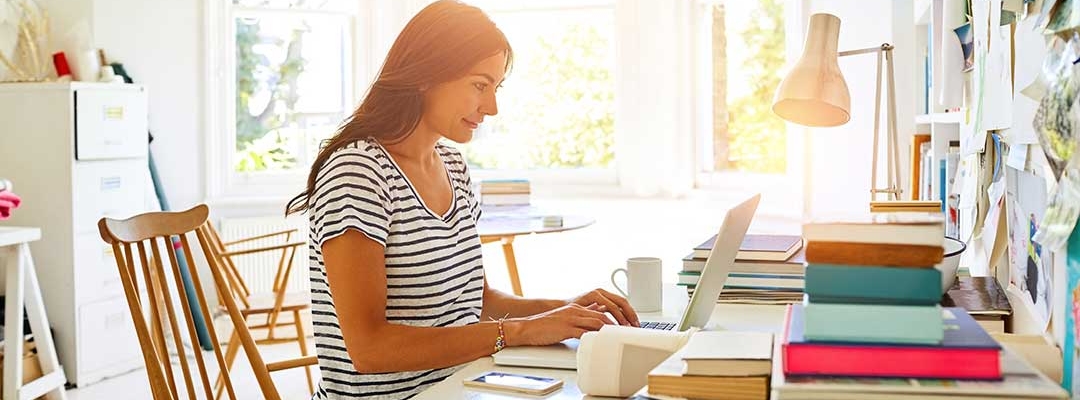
0 82 147 386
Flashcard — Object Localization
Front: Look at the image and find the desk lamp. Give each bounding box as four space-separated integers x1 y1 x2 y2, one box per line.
772 13 902 201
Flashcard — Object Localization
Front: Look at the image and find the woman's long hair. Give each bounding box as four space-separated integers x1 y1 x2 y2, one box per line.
286 0 511 215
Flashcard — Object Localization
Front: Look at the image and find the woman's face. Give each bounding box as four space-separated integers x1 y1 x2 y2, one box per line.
420 52 506 143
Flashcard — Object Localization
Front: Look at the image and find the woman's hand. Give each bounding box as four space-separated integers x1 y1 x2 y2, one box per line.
569 288 640 327
503 303 614 347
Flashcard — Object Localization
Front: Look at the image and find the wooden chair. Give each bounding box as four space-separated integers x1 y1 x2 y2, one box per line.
201 222 315 397
97 204 317 400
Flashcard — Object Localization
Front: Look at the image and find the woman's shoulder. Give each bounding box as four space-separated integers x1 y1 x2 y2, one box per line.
321 138 389 173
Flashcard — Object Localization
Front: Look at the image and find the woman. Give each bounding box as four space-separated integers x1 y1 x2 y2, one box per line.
286 1 640 398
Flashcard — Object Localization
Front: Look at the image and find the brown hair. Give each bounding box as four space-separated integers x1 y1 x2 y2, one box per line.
286 0 512 215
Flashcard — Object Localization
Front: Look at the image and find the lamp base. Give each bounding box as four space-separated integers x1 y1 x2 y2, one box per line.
870 187 902 201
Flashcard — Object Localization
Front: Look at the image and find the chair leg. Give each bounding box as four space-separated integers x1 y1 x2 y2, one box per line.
214 330 241 400
294 310 314 395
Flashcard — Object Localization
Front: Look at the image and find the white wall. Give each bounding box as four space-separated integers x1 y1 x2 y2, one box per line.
39 0 205 212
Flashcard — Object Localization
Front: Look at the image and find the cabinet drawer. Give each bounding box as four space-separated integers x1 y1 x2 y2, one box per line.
74 233 125 303
73 159 147 234
78 297 141 374
74 87 148 160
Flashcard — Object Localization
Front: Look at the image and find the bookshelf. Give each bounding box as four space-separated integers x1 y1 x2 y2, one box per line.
912 0 962 205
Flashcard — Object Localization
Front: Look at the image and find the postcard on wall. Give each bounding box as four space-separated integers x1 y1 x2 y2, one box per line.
1032 35 1080 181
1034 157 1080 251
1006 166 1053 328
1008 16 1048 146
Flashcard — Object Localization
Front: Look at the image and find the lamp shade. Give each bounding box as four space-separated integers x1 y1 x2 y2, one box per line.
772 13 850 127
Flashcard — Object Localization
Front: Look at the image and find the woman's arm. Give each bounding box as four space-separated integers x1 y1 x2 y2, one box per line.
481 280 641 327
480 282 566 320
323 229 611 373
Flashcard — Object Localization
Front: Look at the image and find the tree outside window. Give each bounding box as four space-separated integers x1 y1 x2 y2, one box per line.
460 6 615 170
712 0 786 174
231 0 352 173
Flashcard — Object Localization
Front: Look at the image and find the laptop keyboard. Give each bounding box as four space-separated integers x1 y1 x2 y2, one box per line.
638 321 676 330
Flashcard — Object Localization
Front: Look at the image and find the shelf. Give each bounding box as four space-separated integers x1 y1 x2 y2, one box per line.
915 112 963 125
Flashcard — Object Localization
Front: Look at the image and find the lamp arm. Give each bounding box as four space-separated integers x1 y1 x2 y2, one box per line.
838 43 894 58
843 43 902 201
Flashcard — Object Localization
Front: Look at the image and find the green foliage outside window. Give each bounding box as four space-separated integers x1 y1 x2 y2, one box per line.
726 0 786 173
234 18 307 172
461 23 615 169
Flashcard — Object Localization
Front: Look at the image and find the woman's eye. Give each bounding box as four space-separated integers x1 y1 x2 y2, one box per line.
473 82 488 91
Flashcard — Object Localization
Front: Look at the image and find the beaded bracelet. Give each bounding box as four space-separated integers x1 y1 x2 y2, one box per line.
492 313 509 353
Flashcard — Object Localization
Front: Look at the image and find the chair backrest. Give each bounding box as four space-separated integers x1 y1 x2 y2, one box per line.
200 223 254 309
97 204 282 400
201 221 302 315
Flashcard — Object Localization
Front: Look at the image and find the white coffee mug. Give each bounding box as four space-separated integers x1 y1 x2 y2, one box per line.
610 257 662 313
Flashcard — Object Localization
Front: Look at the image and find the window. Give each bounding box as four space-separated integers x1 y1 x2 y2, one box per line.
701 0 787 175
460 0 616 172
231 0 355 173
205 0 359 203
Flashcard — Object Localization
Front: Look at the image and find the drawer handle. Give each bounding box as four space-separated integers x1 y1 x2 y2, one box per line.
104 106 124 120
100 177 122 190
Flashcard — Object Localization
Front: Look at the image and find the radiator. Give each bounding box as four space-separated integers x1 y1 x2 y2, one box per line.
217 215 310 294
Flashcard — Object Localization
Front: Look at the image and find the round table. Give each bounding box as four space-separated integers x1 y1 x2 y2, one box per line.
476 207 594 296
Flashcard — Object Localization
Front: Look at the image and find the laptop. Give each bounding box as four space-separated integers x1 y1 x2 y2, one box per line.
491 194 761 370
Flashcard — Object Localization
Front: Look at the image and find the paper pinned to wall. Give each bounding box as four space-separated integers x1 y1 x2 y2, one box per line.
1007 16 1049 145
1007 143 1030 170
967 0 1014 156
1006 166 1054 330
938 0 967 108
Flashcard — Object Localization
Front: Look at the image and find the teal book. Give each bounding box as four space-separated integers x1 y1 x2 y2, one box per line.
805 264 941 305
803 301 944 345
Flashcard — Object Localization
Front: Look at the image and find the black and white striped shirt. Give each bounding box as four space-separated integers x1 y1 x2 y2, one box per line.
308 138 485 399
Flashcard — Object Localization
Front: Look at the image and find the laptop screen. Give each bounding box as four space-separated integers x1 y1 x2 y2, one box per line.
675 193 760 331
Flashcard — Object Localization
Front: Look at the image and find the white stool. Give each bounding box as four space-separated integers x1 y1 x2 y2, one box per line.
1 227 67 400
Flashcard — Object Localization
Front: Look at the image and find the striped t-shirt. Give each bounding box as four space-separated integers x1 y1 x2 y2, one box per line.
307 138 485 399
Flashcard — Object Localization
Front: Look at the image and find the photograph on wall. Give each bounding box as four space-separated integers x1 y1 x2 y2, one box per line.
1006 166 1053 325
1031 33 1079 180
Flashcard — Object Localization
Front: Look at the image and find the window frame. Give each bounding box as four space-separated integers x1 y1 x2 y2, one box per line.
204 0 366 204
204 0 808 219
462 0 619 187
690 0 805 220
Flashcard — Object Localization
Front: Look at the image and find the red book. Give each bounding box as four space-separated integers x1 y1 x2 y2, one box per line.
781 304 1001 380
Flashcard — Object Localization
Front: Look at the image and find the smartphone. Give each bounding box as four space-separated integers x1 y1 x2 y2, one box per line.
463 371 563 395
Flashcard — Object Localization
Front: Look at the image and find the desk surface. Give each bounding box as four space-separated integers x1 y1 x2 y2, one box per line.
418 285 787 399
477 206 594 238
0 227 40 247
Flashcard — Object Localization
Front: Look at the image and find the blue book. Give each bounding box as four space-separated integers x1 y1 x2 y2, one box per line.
803 301 944 345
940 159 947 210
805 264 941 305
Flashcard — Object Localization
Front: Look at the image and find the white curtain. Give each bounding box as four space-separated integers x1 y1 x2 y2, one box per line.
613 0 698 197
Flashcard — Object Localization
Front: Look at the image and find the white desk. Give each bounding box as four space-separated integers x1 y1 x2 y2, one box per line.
418 286 787 399
1 227 67 400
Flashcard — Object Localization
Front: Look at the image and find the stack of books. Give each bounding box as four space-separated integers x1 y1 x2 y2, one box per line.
680 234 805 304
647 331 772 400
781 212 1004 386
479 179 530 206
